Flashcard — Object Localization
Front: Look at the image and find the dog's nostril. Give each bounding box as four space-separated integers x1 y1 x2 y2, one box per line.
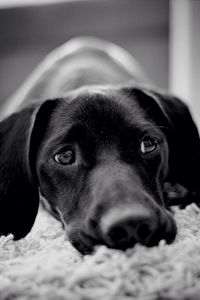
107 221 152 245
108 226 129 242
135 222 152 242
100 206 161 249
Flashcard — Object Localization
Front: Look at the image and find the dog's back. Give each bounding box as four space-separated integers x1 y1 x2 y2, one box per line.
1 37 147 121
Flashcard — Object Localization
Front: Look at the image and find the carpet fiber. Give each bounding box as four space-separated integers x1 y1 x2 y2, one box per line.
1 204 200 300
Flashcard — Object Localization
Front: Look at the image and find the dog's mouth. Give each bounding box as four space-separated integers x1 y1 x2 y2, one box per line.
66 210 177 255
67 230 101 255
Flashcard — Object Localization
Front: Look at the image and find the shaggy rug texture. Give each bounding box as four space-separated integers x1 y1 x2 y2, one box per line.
1 204 200 300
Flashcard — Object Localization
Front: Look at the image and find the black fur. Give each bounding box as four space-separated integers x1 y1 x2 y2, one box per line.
0 41 200 254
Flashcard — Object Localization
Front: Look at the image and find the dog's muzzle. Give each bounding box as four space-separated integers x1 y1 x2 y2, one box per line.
67 164 177 254
85 202 177 251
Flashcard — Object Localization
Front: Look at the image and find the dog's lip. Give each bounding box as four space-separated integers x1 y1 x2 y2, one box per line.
66 207 177 254
79 230 101 245
145 209 177 246
68 221 176 254
80 229 138 251
67 230 101 255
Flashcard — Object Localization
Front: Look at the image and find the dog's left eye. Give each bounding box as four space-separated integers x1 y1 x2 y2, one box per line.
54 149 75 165
141 136 159 154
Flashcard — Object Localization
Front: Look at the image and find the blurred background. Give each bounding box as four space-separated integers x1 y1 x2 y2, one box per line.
0 0 199 126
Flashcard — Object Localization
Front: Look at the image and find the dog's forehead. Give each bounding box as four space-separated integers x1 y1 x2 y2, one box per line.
59 88 146 126
47 88 158 144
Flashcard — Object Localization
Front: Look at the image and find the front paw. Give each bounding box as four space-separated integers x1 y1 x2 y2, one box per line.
164 182 199 209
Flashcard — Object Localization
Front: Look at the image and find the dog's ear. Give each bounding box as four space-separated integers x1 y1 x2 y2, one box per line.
124 86 200 206
0 99 60 239
137 88 200 192
123 86 200 191
149 91 200 191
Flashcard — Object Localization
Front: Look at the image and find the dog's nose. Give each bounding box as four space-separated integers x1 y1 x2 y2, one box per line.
100 205 158 249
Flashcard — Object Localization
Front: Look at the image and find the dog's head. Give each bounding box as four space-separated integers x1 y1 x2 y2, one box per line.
0 85 199 254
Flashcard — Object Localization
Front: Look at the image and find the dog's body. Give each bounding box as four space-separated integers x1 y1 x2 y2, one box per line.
1 37 200 254
0 37 146 120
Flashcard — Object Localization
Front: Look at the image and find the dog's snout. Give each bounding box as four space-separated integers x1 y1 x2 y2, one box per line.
84 170 177 252
100 205 157 249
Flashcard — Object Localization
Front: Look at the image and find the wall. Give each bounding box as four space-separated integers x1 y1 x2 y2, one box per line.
169 0 200 128
0 0 169 108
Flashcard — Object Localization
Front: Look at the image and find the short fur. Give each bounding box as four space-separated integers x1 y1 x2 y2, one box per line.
0 37 200 254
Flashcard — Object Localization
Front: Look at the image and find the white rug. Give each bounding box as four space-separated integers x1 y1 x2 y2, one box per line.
1 204 200 300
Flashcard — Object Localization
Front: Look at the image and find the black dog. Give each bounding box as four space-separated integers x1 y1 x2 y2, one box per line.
0 37 200 254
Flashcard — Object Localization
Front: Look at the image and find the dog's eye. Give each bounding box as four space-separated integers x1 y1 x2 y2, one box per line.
141 136 159 154
54 149 75 165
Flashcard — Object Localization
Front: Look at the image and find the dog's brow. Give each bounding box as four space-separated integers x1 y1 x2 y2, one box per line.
65 122 95 143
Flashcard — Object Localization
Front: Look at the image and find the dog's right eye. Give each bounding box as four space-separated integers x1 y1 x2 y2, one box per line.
141 136 159 155
54 149 75 165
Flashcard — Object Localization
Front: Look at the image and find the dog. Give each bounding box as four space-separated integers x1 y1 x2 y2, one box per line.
0 37 200 254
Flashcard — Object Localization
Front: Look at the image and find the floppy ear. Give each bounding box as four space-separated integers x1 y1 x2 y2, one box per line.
0 99 59 239
150 90 200 193
123 86 200 206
